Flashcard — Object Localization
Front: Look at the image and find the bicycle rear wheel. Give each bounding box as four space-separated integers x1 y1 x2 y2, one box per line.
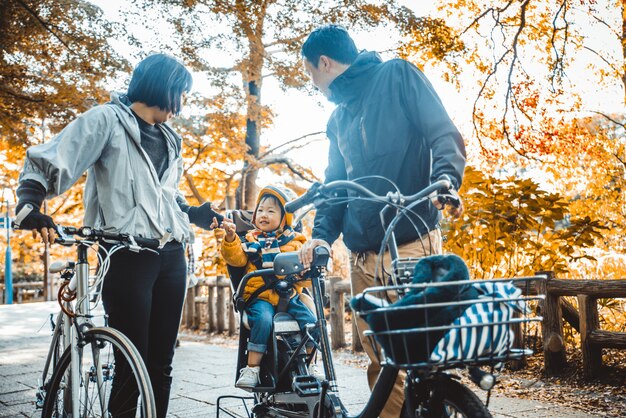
403 376 492 418
42 326 156 417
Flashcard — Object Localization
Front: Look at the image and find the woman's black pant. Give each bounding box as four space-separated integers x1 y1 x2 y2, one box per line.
101 242 186 418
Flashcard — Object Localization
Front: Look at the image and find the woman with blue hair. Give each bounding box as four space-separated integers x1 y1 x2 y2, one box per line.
15 53 222 417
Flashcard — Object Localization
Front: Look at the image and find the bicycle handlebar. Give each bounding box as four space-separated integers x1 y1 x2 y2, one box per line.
56 225 161 250
284 178 455 213
14 203 161 251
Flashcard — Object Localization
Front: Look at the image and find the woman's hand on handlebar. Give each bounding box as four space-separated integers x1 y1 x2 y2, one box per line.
15 205 58 246
299 239 332 269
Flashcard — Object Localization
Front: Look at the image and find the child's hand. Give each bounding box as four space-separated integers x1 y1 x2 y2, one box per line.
221 218 237 242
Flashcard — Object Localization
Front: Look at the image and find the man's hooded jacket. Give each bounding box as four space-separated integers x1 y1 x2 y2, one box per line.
312 51 466 253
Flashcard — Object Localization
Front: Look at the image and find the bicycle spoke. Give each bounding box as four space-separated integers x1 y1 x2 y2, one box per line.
42 328 155 418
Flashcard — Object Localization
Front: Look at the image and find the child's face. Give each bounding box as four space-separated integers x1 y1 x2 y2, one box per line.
254 197 283 232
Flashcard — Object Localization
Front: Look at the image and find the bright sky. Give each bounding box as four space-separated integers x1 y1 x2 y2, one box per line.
90 1 624 187
89 1 447 182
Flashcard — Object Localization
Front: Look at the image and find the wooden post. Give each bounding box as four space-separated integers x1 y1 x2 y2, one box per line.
227 284 237 336
329 276 346 349
508 311 526 371
352 314 363 352
207 281 215 332
216 275 226 332
578 295 602 378
184 286 195 329
192 285 202 330
537 271 566 375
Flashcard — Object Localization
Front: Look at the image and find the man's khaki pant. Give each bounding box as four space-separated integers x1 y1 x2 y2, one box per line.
349 229 442 418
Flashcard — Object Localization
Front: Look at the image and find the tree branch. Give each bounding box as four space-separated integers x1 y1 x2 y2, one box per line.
590 110 626 130
16 0 77 55
264 33 308 48
259 130 325 158
184 172 207 204
583 46 620 74
261 155 316 182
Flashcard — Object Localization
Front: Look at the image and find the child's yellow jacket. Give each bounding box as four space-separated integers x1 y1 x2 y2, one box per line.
221 230 308 306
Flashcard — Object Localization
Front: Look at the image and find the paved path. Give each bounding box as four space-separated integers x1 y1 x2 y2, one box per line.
0 302 599 417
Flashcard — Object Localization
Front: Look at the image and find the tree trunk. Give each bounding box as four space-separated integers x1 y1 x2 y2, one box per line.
238 79 261 209
622 2 626 104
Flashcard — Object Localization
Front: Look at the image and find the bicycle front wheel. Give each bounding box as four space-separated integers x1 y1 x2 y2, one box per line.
42 326 156 418
403 376 492 418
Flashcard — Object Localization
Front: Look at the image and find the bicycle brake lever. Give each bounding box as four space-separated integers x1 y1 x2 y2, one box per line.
158 229 172 249
127 235 142 253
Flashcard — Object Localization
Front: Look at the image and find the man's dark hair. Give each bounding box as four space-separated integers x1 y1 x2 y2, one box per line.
301 24 358 68
127 53 192 115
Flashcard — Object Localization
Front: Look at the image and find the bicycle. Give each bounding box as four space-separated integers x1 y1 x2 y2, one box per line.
218 177 545 418
14 204 158 418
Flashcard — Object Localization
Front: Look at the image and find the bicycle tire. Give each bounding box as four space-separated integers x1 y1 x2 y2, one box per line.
42 326 156 418
37 313 66 409
403 376 492 418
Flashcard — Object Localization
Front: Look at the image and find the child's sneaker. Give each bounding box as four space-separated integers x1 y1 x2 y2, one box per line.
308 363 325 380
236 366 260 389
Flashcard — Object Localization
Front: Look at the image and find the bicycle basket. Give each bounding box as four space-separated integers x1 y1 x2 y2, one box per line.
351 255 545 370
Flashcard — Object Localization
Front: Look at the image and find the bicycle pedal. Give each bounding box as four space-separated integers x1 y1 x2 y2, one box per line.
292 375 321 397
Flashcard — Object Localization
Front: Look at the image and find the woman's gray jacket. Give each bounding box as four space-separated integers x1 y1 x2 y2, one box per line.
18 92 193 243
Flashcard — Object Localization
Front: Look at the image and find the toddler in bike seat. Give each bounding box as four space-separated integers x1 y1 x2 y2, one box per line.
212 185 319 389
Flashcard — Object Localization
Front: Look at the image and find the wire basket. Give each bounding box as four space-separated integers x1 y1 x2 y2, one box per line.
353 258 545 370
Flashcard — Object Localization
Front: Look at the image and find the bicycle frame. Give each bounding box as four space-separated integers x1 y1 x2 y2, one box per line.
42 236 113 417
309 260 400 418
66 240 97 417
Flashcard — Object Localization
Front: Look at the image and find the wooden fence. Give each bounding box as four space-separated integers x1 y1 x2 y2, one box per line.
328 276 362 352
181 275 237 335
179 275 364 351
0 281 45 304
11 268 614 379
538 271 626 378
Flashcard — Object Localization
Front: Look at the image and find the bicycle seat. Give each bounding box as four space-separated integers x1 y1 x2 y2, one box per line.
273 312 300 333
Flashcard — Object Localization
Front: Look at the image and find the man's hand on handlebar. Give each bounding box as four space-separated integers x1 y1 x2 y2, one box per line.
432 188 464 219
299 239 332 270
430 176 464 219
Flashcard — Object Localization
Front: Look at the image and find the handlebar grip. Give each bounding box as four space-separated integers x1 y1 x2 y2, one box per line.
133 236 161 250
284 194 311 213
285 182 322 213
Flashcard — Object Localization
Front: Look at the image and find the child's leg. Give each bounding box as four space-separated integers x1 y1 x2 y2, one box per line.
288 294 320 352
246 299 275 365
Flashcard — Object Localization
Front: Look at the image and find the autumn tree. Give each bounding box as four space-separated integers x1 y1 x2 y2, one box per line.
399 0 625 158
1 0 131 146
1 0 133 218
399 1 626 277
444 166 607 278
143 0 420 208
0 0 132 283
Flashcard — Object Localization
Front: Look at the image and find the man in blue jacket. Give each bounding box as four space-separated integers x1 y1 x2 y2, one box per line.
299 25 466 417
